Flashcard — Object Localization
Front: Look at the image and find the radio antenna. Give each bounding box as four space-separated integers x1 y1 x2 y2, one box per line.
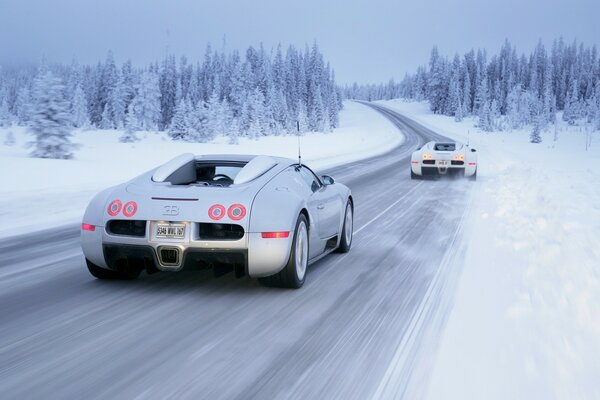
297 120 302 166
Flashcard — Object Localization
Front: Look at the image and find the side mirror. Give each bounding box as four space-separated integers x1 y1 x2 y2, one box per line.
321 175 335 185
471 148 477 152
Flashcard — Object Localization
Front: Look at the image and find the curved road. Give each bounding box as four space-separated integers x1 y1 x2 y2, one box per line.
0 103 473 400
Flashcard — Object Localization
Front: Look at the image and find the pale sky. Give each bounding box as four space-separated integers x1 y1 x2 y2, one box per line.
0 0 598 84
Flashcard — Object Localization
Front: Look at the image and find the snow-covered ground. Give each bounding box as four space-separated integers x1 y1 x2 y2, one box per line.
0 101 402 238
381 100 600 399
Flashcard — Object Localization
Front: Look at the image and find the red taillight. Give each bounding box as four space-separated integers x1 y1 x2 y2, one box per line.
411 161 418 164
123 201 138 217
261 231 290 239
82 223 95 232
468 162 477 166
208 204 226 220
228 204 247 221
107 200 122 216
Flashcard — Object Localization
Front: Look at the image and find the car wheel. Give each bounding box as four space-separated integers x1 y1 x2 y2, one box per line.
469 169 477 181
258 214 309 289
336 200 353 253
411 169 421 180
86 259 140 280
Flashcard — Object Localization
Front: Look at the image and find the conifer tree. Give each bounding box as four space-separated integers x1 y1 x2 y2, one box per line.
29 71 77 159
169 99 189 140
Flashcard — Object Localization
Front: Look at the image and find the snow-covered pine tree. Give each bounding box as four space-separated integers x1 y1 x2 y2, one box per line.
228 117 240 144
71 84 90 128
159 55 178 130
563 78 578 125
474 69 489 119
296 99 309 134
0 97 11 127
108 74 127 129
448 77 461 118
169 99 189 140
100 105 112 129
15 87 31 125
308 85 325 131
530 115 543 143
506 85 522 129
29 71 77 159
455 100 464 122
190 101 213 142
428 47 449 114
247 87 266 138
132 71 161 131
542 62 554 125
478 100 492 131
595 85 600 130
490 99 501 130
120 103 139 143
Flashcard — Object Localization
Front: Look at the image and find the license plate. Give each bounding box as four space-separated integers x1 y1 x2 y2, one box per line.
156 223 186 239
438 160 449 166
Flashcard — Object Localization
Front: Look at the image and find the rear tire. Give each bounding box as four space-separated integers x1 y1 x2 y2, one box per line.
258 214 308 289
86 259 140 280
336 200 353 253
469 169 477 181
411 169 421 180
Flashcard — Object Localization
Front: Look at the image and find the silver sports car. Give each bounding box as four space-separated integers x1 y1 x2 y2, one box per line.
81 154 353 288
410 141 477 180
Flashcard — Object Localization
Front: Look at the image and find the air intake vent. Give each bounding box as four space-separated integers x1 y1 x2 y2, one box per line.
198 223 244 240
107 220 147 237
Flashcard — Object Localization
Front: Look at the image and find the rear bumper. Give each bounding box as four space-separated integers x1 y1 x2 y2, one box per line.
102 243 248 274
82 227 292 278
411 162 476 177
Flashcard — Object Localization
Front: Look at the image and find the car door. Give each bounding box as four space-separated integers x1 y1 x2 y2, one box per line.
298 166 341 239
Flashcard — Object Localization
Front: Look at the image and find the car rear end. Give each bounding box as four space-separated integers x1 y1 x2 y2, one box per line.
81 155 296 279
412 142 476 178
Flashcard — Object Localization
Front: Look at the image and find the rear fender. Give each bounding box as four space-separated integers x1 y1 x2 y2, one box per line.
247 169 308 277
81 186 122 268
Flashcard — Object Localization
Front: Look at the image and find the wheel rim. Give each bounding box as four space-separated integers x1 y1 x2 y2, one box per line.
295 221 308 281
344 205 353 246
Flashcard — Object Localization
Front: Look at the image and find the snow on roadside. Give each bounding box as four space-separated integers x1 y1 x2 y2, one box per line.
0 101 402 238
380 100 600 399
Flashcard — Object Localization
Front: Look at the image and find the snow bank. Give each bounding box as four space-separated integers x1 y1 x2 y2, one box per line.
381 100 600 399
0 101 402 238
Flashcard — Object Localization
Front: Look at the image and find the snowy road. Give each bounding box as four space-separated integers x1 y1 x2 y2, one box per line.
0 103 473 399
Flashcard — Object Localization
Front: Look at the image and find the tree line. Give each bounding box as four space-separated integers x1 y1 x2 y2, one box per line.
345 38 600 143
0 42 342 158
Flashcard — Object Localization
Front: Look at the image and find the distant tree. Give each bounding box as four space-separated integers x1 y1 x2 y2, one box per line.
169 99 189 140
0 97 11 127
120 103 139 143
100 105 112 129
15 87 31 125
530 116 543 143
28 71 77 159
455 100 464 122
132 71 161 130
71 84 90 128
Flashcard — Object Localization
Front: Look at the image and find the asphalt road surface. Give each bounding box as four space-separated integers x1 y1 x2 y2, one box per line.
0 102 474 400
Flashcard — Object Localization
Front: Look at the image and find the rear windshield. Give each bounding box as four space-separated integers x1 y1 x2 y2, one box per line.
434 143 456 151
195 161 246 186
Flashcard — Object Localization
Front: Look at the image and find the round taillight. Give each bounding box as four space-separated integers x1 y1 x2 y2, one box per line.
107 200 122 216
123 201 138 217
208 204 226 220
227 204 247 221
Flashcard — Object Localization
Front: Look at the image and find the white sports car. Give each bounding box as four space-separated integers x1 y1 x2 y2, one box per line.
410 141 477 180
81 154 353 288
